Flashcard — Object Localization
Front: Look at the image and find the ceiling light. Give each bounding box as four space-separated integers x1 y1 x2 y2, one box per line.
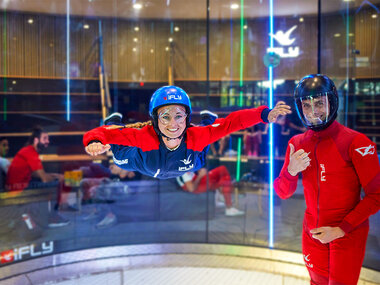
150 49 154 53
334 33 341 37
28 18 34 24
168 37 173 42
133 3 142 10
349 33 354 37
12 81 16 84
372 14 378 19
230 3 239 9
243 25 248 29
165 47 169 51
83 24 90 29
174 26 180 32
132 47 137 52
299 17 304 22
133 38 138 42
134 26 140 32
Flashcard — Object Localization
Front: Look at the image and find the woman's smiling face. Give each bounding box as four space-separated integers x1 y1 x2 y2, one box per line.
157 104 187 139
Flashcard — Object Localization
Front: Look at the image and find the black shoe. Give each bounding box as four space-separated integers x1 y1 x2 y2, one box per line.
200 110 218 126
104 112 123 125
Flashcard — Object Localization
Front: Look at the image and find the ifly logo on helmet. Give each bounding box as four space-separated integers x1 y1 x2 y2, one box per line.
164 95 182 100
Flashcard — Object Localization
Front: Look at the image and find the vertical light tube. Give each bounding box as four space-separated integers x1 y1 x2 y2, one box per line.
235 0 245 182
66 0 71 121
239 0 244 107
3 11 7 121
268 0 274 249
345 1 350 126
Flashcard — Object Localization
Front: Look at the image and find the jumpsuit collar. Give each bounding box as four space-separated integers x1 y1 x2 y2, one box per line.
305 120 340 140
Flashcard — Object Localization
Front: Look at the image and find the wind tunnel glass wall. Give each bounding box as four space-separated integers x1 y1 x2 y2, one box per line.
319 0 380 271
0 0 379 274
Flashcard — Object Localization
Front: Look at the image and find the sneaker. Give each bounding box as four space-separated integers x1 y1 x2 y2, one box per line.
82 209 99 221
104 112 123 125
96 213 117 229
48 213 70 228
225 207 245 216
200 110 218 126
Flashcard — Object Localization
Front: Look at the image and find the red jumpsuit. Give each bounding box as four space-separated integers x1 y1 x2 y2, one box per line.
176 165 233 206
274 121 380 285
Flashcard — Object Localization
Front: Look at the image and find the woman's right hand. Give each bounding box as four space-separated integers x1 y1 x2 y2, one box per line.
85 142 111 156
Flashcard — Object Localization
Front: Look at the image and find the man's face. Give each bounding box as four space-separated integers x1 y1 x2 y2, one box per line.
35 132 50 152
157 104 187 139
0 139 9 157
301 96 329 126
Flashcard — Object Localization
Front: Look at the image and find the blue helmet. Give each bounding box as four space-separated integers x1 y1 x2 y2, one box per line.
149 86 192 118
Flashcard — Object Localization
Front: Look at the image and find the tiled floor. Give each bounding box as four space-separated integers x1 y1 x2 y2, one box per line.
53 267 309 285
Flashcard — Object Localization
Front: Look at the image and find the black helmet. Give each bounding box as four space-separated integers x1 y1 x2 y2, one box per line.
294 74 338 131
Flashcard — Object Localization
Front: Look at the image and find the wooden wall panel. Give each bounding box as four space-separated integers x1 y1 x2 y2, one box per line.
0 12 7 76
355 7 380 78
195 22 207 80
24 14 40 76
141 21 157 81
114 20 130 80
125 21 140 81
69 18 84 78
40 15 56 77
7 14 24 76
81 18 98 78
154 21 170 83
0 9 379 81
54 17 67 77
102 20 114 80
321 14 348 78
274 17 318 79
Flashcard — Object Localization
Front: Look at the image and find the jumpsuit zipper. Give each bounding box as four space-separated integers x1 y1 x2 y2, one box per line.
315 139 320 229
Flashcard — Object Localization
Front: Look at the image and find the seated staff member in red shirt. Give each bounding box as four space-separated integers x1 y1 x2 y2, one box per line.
176 166 244 216
6 126 69 228
274 74 380 285
6 127 63 192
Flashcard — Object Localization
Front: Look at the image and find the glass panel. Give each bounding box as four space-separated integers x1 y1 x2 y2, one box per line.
271 0 317 253
0 0 378 276
321 0 380 271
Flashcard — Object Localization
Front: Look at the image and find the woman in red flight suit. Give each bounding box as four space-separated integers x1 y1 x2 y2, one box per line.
274 74 380 285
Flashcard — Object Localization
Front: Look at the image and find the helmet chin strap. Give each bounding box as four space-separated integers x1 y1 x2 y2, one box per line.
160 129 186 141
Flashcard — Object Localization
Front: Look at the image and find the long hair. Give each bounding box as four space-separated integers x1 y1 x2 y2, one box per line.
124 121 152 129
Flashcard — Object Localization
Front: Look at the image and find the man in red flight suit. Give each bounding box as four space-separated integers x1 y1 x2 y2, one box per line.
274 74 380 285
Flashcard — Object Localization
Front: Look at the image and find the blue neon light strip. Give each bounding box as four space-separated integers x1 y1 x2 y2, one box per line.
66 0 71 121
268 0 274 249
345 2 349 126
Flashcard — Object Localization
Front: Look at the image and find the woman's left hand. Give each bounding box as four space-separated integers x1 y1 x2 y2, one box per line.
268 101 292 123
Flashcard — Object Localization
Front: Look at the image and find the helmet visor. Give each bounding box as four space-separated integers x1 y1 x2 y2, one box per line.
157 105 187 126
296 93 330 128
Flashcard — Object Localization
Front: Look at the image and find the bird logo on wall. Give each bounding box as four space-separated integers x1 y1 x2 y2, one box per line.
270 25 297 46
